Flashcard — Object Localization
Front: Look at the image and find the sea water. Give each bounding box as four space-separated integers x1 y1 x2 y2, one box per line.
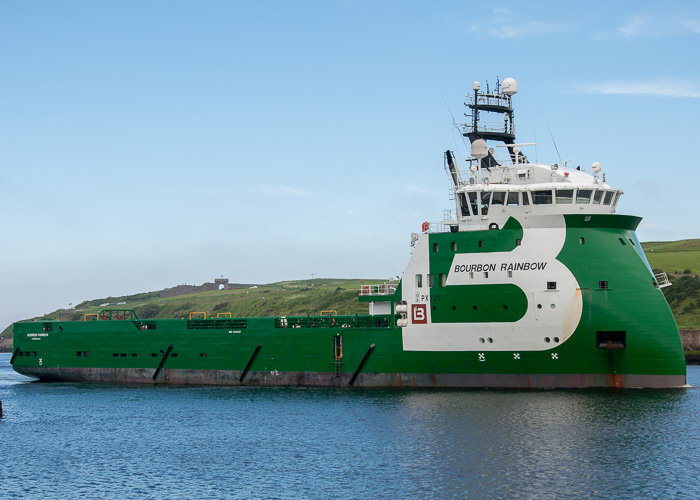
1 352 699 499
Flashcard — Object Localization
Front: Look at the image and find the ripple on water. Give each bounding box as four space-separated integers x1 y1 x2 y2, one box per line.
1 354 700 499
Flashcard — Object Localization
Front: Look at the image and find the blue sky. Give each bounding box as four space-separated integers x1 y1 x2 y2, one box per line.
2 0 699 329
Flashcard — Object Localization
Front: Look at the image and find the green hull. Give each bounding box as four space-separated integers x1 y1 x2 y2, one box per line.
12 215 686 388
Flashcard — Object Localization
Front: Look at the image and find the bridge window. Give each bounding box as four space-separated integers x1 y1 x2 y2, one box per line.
451 242 457 251
491 191 506 206
603 192 614 205
522 192 530 205
458 193 470 216
480 192 490 215
612 191 622 207
416 274 423 288
433 243 439 253
593 190 603 204
547 281 557 290
467 192 478 215
556 189 574 204
532 190 553 204
576 189 592 204
507 192 519 206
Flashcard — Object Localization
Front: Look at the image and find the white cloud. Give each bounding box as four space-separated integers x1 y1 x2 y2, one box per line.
618 15 649 36
401 184 435 195
467 20 564 39
254 184 312 197
596 12 700 39
493 7 512 16
572 80 700 98
464 7 565 39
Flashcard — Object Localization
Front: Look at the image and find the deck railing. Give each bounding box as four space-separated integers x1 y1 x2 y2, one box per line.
359 284 397 296
654 272 672 289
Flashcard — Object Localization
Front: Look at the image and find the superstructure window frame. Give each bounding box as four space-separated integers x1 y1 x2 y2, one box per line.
506 192 519 206
491 191 507 206
576 189 592 204
467 191 479 216
555 189 574 204
532 190 553 205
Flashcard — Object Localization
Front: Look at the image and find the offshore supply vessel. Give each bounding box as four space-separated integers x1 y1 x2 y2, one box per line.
11 78 686 388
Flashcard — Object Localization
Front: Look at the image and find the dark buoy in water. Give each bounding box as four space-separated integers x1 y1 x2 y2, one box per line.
0 400 3 418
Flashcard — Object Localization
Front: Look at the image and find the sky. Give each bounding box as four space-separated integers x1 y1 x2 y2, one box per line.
2 0 700 329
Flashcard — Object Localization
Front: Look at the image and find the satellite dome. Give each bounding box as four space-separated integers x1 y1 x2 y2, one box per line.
591 162 602 173
471 139 488 159
502 78 518 96
473 81 481 91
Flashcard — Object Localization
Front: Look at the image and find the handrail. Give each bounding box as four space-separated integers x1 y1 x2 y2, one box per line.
359 284 397 296
97 309 139 321
654 272 672 288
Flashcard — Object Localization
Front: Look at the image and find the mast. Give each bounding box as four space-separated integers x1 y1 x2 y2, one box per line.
462 77 527 166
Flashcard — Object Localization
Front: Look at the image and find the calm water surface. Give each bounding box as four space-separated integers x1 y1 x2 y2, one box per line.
1 353 699 499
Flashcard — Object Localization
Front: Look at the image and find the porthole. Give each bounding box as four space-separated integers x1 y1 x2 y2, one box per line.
473 305 478 310
503 304 508 310
554 337 560 343
537 304 542 309
451 305 456 310
479 338 485 344
487 337 494 343
432 305 436 311
544 337 551 343
550 304 556 309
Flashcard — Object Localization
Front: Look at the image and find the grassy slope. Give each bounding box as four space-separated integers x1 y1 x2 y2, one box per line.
643 239 700 274
643 239 700 329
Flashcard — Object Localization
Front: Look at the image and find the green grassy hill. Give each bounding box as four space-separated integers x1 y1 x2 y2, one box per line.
643 239 700 275
643 239 700 329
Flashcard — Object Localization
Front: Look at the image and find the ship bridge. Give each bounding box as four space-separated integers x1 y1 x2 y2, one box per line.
431 77 624 233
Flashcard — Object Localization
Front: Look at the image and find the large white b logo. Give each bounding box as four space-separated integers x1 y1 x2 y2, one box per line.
412 304 427 324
